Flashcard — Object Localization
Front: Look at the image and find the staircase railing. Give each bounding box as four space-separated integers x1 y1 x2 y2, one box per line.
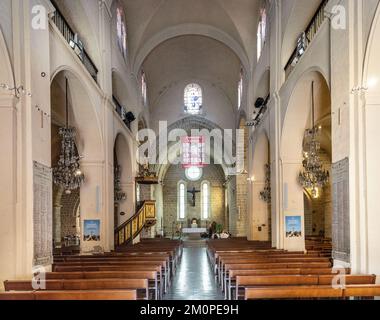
114 200 156 247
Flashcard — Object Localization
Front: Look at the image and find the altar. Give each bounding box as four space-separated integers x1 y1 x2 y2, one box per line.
182 228 207 240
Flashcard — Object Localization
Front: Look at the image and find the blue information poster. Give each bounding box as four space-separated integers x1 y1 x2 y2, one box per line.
83 220 100 241
285 216 302 238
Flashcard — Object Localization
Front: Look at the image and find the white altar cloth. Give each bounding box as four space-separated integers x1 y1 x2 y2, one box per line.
182 228 207 234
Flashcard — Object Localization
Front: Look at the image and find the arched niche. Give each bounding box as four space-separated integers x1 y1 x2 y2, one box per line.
250 130 271 242
280 70 331 251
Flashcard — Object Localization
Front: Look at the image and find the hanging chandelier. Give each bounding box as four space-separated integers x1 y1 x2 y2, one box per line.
260 164 271 203
53 78 84 195
298 81 329 198
114 164 126 202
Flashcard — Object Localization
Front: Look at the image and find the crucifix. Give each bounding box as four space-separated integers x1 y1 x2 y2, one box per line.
187 187 200 207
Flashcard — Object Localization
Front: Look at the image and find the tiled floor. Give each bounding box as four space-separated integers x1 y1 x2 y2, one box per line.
164 245 224 300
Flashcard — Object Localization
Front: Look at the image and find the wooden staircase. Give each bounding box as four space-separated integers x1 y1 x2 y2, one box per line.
114 200 156 249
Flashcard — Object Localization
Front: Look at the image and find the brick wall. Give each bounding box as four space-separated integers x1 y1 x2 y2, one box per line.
162 164 226 237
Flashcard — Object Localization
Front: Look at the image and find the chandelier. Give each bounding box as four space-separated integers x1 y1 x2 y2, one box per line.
260 164 271 203
53 78 84 195
114 164 126 202
298 81 329 198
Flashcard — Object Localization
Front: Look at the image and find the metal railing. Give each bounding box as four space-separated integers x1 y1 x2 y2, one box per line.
51 1 98 83
113 96 131 130
284 0 328 78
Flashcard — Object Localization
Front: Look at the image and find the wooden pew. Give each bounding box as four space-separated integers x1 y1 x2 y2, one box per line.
235 274 376 300
52 264 164 298
4 279 149 300
226 268 351 300
221 262 332 291
53 258 170 291
0 290 137 300
46 271 159 300
244 285 380 300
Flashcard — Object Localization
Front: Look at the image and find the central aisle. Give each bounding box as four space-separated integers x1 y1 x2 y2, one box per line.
164 244 224 300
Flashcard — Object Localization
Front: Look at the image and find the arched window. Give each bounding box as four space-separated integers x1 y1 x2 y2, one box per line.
178 181 186 220
184 83 202 114
238 68 243 109
257 8 267 61
141 70 147 106
116 4 127 60
201 181 210 220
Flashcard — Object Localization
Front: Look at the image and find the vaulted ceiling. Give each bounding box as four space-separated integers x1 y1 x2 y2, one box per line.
122 0 261 113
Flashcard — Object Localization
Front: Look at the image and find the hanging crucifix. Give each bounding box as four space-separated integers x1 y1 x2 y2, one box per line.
187 187 200 207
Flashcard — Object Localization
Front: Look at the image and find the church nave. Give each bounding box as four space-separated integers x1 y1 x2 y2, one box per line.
164 245 224 301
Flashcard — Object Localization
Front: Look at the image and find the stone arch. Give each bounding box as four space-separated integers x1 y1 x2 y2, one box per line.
51 68 104 252
114 132 134 226
51 68 103 161
280 70 331 251
360 2 380 275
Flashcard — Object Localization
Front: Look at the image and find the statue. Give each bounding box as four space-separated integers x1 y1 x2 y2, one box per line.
187 187 200 207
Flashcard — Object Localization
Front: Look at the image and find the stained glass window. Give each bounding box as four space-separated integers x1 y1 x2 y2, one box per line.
184 83 202 114
201 181 210 220
257 8 267 61
116 5 127 59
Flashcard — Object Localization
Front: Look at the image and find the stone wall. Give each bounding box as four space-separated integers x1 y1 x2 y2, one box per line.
162 164 226 237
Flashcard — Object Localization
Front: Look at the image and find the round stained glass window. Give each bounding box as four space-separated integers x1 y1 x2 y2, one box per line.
185 167 203 181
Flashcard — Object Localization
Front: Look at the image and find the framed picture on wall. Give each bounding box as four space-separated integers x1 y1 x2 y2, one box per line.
285 216 302 238
83 220 100 242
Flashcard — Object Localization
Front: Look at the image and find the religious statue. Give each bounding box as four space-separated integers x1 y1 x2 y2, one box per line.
187 187 200 207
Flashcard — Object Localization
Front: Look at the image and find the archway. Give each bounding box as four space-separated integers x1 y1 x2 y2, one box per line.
362 4 380 274
250 130 271 242
281 70 331 251
51 69 103 253
113 133 133 228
